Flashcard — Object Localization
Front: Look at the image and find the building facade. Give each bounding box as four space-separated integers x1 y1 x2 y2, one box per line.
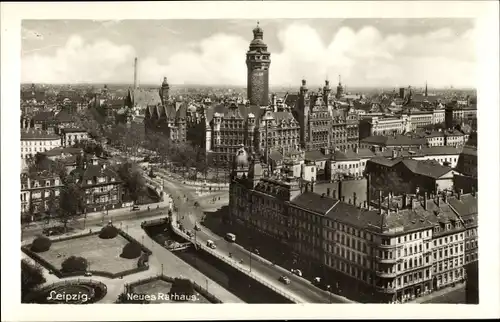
70 155 123 212
359 116 411 139
60 128 89 147
144 77 187 143
228 148 478 303
246 23 271 107
21 129 61 162
21 171 62 221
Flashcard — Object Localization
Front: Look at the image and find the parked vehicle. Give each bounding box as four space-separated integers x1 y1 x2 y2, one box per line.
291 268 303 277
84 271 93 277
279 275 291 285
225 233 236 242
194 224 201 231
186 231 194 237
206 240 216 249
132 206 140 211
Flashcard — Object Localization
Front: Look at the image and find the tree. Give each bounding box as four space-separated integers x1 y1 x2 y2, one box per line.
169 278 195 300
59 183 85 231
31 236 52 253
99 225 119 239
45 192 59 222
61 256 88 273
21 259 46 299
120 242 142 259
114 162 146 204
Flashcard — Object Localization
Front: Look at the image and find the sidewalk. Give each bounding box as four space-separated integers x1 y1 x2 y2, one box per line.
156 169 229 190
409 282 465 303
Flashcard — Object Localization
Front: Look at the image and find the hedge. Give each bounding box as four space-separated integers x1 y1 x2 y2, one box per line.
169 278 196 300
31 236 52 253
99 225 119 239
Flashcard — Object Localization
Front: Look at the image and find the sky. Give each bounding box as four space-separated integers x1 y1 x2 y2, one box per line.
21 19 477 88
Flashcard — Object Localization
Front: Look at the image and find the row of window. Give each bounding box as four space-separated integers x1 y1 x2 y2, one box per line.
21 140 59 146
433 256 463 273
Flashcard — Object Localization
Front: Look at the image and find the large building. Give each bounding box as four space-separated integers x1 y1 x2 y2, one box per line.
228 147 478 303
204 100 301 165
359 116 411 139
69 155 123 212
445 101 477 130
246 23 271 107
292 79 359 152
143 77 187 143
21 129 61 163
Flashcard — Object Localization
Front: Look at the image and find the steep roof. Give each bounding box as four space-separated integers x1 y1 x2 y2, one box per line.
129 89 162 107
32 111 55 122
54 109 75 123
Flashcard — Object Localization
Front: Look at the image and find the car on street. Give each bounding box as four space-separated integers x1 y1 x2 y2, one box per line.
186 231 194 237
206 240 216 249
279 275 291 285
291 268 302 277
194 225 201 231
225 233 236 242
84 271 93 277
132 206 140 211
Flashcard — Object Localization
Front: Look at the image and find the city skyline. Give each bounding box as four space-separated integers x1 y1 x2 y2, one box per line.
22 19 476 88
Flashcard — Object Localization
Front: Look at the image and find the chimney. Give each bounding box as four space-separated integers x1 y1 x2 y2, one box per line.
424 192 428 210
366 174 371 209
327 188 331 197
378 190 383 215
134 57 138 89
353 192 357 208
338 180 343 202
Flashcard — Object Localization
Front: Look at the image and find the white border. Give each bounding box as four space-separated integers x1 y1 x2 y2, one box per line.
2 1 499 321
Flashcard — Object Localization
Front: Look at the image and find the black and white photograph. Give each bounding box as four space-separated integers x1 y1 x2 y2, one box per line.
1 1 499 321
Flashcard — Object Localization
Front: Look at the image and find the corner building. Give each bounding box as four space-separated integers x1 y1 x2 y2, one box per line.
246 23 271 106
228 149 478 303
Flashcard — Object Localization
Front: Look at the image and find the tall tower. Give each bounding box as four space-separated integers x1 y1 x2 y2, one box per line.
134 57 139 89
160 77 170 105
336 75 344 99
323 79 331 105
425 81 428 97
246 22 271 106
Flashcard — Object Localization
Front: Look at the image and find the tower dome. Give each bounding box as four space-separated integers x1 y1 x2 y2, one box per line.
253 22 263 39
233 144 249 169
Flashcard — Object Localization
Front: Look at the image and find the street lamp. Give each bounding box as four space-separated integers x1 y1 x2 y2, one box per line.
326 285 332 303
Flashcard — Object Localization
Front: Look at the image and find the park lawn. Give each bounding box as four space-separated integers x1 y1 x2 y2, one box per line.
37 234 137 274
131 279 210 303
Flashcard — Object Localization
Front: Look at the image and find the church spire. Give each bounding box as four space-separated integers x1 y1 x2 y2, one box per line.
425 81 428 97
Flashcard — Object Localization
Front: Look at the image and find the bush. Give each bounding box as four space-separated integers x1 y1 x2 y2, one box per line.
31 236 52 253
120 242 142 259
21 259 46 298
61 256 88 273
169 278 195 300
99 225 119 239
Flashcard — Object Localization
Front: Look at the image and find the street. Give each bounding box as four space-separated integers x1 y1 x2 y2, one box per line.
162 176 350 304
21 207 167 240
